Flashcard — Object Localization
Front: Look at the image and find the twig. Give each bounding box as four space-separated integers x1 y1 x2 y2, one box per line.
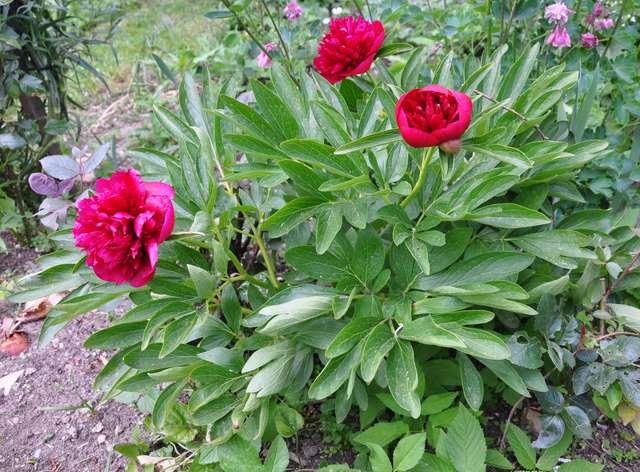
473 89 548 140
499 396 525 450
220 0 273 60
595 331 640 341
598 251 640 307
499 370 553 450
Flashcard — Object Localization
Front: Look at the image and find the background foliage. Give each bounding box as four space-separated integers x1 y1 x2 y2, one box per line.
4 0 640 471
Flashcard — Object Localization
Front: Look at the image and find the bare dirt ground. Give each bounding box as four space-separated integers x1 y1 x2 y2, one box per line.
0 235 143 472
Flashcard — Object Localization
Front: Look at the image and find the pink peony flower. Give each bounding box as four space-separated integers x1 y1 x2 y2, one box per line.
594 17 614 30
73 169 175 287
256 42 278 68
546 25 572 48
283 0 303 21
544 1 572 24
581 32 599 48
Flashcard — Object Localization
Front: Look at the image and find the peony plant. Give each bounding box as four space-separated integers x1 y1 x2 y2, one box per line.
11 10 640 472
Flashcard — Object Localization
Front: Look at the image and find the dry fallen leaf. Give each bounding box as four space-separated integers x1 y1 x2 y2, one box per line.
18 292 66 322
0 332 29 356
0 370 24 396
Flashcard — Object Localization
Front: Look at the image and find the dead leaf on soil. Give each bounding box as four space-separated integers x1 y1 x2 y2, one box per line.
18 292 66 322
0 369 24 396
0 332 29 356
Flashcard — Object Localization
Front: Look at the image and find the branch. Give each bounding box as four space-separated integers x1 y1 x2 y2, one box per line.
599 251 640 307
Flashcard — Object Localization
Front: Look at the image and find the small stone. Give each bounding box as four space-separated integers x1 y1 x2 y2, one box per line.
91 422 104 433
97 434 106 444
302 444 318 458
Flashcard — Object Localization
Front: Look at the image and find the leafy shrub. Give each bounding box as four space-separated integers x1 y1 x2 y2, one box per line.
11 2 640 471
0 0 116 243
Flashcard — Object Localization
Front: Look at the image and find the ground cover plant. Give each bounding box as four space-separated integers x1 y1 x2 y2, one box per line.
5 0 640 471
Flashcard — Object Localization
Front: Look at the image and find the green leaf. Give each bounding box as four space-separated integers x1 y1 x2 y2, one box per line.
152 379 187 429
286 246 351 282
416 252 534 290
399 316 466 349
308 345 361 399
315 205 343 255
275 403 304 438
417 454 456 472
360 323 395 383
263 197 324 237
401 47 425 91
124 344 203 372
422 392 459 415
188 265 216 299
378 42 414 57
258 285 337 334
393 433 426 471
445 405 486 472
386 340 421 418
353 421 409 447
334 128 402 155
458 353 484 410
351 228 385 286
220 95 281 143
84 322 146 349
486 449 513 470
251 79 299 140
160 312 199 357
216 434 262 471
558 460 603 472
465 144 532 169
572 65 599 142
280 139 359 177
466 203 550 228
204 10 233 19
563 406 592 439
153 105 197 143
367 443 392 472
326 317 380 359
510 230 595 269
271 63 307 128
506 424 536 469
447 326 512 360
405 237 430 275
221 284 241 333
498 43 540 101
265 436 289 472
479 359 530 397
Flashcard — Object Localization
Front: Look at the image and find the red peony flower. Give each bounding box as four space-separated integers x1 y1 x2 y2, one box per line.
395 85 473 148
313 16 385 84
73 169 175 287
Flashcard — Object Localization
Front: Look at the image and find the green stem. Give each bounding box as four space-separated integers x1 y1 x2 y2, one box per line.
220 0 272 59
213 227 271 290
483 0 493 60
401 147 436 208
252 223 280 289
259 0 292 64
600 3 625 64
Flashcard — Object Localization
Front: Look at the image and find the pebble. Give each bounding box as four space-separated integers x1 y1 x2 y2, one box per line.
91 422 104 433
97 434 106 444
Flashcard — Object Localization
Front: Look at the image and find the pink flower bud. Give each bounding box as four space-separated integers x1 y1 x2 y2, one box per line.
581 32 599 49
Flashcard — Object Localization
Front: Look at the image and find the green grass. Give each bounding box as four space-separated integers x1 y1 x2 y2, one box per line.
75 0 226 98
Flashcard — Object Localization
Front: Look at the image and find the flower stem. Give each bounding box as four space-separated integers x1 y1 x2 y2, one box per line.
401 147 436 208
252 223 280 289
259 0 292 65
220 0 273 59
